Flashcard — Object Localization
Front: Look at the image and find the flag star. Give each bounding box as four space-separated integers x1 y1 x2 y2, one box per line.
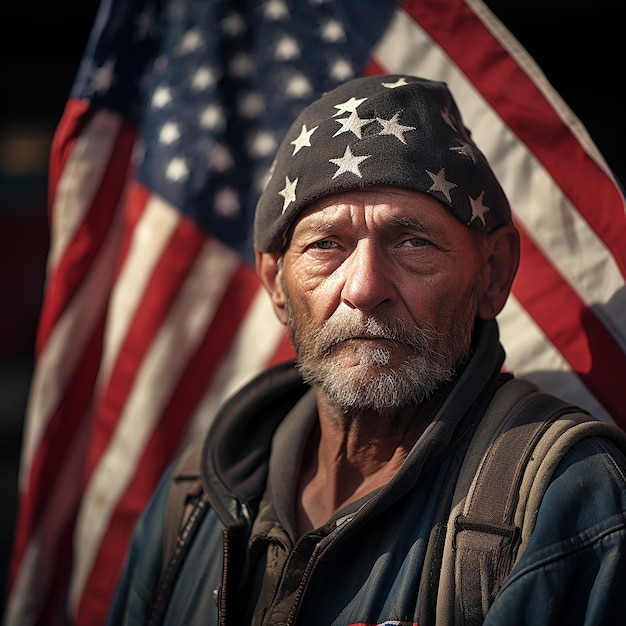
329 145 371 179
290 124 318 155
166 156 189 182
199 104 226 131
250 130 277 158
286 74 312 98
214 187 240 217
427 168 457 203
333 96 367 117
279 176 298 212
179 27 204 54
159 121 180 145
152 85 172 108
209 144 234 172
222 12 246 37
275 34 300 60
263 0 289 20
92 58 115 94
191 66 217 91
451 142 481 164
239 91 265 118
321 19 345 42
469 191 490 228
376 112 415 144
329 58 353 82
333 111 374 139
230 52 256 78
382 77 409 89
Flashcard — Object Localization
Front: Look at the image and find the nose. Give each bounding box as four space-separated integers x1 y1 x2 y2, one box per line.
340 240 394 311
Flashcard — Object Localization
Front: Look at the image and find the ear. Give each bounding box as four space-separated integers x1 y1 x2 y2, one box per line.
477 224 520 320
255 247 289 325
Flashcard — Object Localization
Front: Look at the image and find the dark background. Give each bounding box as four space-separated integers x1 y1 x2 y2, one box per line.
0 0 624 617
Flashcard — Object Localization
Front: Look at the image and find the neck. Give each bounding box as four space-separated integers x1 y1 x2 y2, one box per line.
296 386 449 534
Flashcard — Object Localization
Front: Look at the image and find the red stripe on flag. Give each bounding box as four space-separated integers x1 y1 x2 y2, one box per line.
401 0 626 274
76 260 267 625
7 312 106 593
37 104 138 352
83 208 207 482
513 223 626 427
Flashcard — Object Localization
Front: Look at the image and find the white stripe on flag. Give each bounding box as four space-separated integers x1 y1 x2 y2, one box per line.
499 295 613 423
69 208 240 612
181 287 287 449
20 206 122 485
48 111 123 273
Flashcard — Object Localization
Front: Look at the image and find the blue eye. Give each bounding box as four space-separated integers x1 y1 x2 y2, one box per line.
312 240 338 250
403 237 429 248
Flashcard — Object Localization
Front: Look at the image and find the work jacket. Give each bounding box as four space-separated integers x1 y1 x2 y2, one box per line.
107 320 626 625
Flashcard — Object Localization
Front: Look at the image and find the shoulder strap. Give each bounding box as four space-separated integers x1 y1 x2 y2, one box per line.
435 379 626 626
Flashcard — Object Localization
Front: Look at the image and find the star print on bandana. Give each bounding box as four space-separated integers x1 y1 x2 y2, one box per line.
470 191 490 227
329 145 371 179
255 75 513 252
333 96 367 117
279 176 298 212
427 168 457 203
333 111 375 139
291 124 318 155
376 112 415 144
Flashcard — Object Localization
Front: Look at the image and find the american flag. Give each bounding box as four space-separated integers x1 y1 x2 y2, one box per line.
5 0 625 624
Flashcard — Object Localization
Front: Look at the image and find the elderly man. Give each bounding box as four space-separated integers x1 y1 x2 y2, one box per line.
107 76 626 625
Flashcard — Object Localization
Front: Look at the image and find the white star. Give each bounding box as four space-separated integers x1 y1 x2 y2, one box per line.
329 58 353 82
263 0 289 20
92 58 115 94
191 66 217 91
222 12 246 37
199 104 226 131
329 145 371 179
469 191 490 228
209 144 234 172
320 19 345 42
279 176 298 212
214 187 240 217
333 111 374 139
250 130 277 158
275 34 300 61
333 96 367 117
179 27 204 54
239 91 265 118
427 168 457 203
290 124 318 155
286 74 312 99
230 52 255 78
166 156 189 182
159 121 180 145
382 77 409 89
451 142 481 164
152 85 172 109
376 112 415 144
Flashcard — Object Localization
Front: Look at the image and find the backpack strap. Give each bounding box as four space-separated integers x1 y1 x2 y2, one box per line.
435 378 626 626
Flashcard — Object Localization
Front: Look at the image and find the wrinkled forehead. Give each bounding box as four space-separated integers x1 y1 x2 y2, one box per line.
286 186 474 250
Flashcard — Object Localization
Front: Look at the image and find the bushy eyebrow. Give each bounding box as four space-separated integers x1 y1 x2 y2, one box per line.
386 216 428 232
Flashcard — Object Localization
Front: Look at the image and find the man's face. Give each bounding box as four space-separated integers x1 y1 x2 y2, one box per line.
277 187 487 415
